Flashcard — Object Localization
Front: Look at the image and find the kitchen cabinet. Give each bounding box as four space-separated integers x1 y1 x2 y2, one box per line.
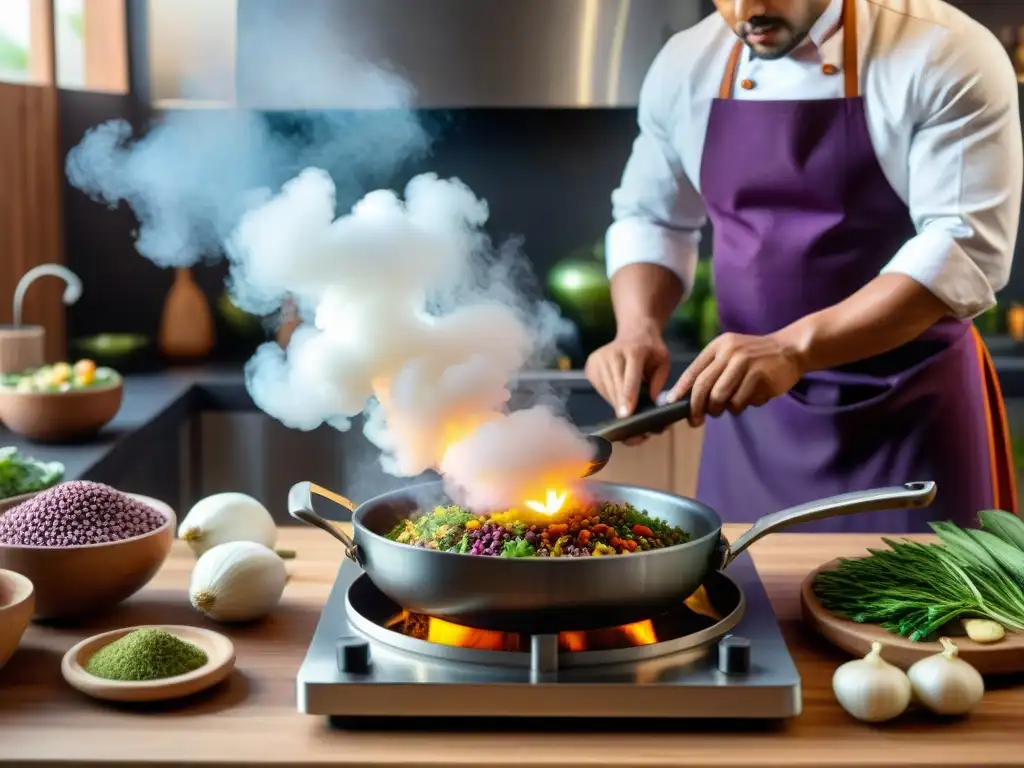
592 428 675 492
594 423 705 497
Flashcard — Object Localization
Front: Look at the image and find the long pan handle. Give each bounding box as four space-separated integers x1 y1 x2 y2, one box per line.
288 481 361 563
723 481 938 566
590 392 692 443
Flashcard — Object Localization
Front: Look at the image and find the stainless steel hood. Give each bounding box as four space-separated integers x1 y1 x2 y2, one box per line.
229 0 703 109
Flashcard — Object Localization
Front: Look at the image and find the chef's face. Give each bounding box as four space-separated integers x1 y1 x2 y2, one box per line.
714 0 829 59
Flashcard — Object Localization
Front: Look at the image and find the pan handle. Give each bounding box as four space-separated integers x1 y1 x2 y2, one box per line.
590 393 692 443
288 481 362 564
721 481 937 567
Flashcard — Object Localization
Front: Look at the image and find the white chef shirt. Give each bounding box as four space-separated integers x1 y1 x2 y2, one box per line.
606 0 1023 319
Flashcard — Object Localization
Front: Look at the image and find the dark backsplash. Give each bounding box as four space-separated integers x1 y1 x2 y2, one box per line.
60 99 645 356
59 10 1024 361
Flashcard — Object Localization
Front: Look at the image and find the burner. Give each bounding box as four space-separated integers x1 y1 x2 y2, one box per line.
344 571 745 669
296 553 802 721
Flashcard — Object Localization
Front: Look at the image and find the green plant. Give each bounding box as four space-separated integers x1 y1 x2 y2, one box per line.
0 33 29 75
67 12 83 39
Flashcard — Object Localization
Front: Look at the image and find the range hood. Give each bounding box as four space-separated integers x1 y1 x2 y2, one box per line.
146 0 704 109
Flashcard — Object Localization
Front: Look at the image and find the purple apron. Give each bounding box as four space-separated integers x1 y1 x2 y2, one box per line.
695 0 1017 532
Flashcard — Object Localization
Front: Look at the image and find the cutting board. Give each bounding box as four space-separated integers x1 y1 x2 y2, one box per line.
801 559 1024 676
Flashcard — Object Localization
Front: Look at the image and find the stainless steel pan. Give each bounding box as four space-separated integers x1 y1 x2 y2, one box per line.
289 478 936 633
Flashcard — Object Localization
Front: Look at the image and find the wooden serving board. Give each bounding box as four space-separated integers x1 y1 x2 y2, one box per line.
801 559 1024 676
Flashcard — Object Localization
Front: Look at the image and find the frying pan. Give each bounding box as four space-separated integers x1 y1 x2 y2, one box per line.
289 478 937 634
583 392 692 477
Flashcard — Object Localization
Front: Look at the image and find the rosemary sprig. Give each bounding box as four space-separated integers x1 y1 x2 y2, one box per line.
813 517 1024 642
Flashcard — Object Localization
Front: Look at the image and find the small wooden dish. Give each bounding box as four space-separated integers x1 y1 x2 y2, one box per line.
61 624 235 703
801 559 1024 676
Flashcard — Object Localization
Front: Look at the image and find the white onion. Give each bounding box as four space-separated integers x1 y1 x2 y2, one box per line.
189 540 286 622
178 492 277 557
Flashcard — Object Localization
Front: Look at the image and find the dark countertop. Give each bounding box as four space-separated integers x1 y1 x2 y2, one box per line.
5 340 1024 486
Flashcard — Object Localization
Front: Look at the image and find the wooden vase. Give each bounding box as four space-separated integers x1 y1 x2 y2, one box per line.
158 269 215 360
276 297 301 349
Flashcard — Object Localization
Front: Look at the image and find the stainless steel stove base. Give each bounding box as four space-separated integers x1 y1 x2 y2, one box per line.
297 553 802 720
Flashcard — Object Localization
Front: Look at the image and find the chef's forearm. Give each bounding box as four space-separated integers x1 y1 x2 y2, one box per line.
775 274 951 373
610 263 685 336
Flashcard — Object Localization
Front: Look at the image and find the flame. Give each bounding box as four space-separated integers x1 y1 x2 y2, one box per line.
387 613 669 653
524 488 568 516
426 618 510 651
384 585 725 655
622 620 658 646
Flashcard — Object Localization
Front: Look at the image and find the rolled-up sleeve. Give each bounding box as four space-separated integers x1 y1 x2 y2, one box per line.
606 45 707 296
880 28 1023 319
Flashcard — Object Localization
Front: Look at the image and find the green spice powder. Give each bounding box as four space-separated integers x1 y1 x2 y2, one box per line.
84 628 208 681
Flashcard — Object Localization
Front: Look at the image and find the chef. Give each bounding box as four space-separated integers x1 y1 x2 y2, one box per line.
586 0 1023 531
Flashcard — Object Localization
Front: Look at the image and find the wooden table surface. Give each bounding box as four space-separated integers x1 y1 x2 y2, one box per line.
1 526 1022 768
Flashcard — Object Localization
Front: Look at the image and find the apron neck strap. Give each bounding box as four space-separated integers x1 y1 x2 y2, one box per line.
718 0 860 100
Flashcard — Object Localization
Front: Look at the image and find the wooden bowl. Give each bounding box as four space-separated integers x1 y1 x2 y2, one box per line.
0 494 175 620
62 624 235 703
0 379 123 443
0 569 34 670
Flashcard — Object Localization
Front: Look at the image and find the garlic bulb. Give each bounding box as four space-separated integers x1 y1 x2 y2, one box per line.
907 638 984 715
832 642 912 722
178 492 277 557
189 541 287 622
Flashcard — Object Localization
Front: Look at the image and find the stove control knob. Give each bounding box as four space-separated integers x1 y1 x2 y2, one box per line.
337 636 371 674
717 634 751 675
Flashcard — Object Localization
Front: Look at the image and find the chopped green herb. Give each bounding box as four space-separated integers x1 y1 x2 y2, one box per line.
500 537 535 558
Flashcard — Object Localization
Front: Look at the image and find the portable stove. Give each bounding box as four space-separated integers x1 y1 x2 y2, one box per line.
297 551 801 720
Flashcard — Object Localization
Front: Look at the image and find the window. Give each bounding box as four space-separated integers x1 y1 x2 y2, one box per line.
54 0 84 87
56 0 128 92
0 0 127 91
0 0 42 84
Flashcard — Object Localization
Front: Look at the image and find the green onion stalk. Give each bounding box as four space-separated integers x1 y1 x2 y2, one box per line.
814 511 1024 642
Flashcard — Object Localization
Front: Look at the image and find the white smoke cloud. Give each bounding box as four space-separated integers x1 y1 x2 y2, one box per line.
63 8 592 510
231 168 592 508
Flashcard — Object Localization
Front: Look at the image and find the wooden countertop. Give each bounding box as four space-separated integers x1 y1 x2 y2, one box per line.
1 526 1022 768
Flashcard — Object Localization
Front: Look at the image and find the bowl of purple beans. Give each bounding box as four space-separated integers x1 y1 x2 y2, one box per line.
0 480 175 619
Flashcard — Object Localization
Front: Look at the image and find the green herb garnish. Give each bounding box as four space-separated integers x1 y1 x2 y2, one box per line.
813 512 1024 642
500 537 536 558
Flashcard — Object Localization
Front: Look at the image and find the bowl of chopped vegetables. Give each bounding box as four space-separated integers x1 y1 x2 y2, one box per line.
0 360 123 442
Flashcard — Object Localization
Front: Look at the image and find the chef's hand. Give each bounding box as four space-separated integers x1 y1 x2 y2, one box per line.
666 332 806 427
584 322 671 445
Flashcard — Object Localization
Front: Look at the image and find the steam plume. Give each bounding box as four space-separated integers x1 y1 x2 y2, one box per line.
64 19 592 510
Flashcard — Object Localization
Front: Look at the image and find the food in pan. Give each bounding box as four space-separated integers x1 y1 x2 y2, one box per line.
0 359 119 393
385 500 692 558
